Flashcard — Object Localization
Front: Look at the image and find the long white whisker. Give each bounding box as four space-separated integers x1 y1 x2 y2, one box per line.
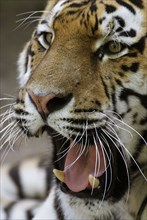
94 132 108 206
100 133 113 192
0 120 16 134
0 111 14 118
57 129 76 156
107 121 133 138
65 122 88 170
92 135 100 195
1 130 22 164
23 19 43 30
16 16 42 23
10 129 22 150
102 129 130 202
0 120 19 144
107 127 147 181
14 11 42 31
55 133 79 163
0 103 15 110
111 115 146 145
0 113 15 127
1 145 11 165
16 10 49 16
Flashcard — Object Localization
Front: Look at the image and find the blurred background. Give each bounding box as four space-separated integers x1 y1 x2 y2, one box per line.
0 0 52 164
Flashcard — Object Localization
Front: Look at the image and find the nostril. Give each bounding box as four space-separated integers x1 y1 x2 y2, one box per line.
46 93 73 114
28 90 56 117
28 90 73 119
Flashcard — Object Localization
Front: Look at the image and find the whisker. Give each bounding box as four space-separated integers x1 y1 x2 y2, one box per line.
22 19 43 30
0 145 11 165
16 16 42 23
64 122 88 170
0 120 16 134
16 10 49 16
94 133 108 206
0 121 19 148
0 103 15 110
0 112 15 127
0 111 14 118
100 133 113 192
107 121 133 138
0 97 14 101
57 131 76 156
10 129 22 150
110 115 146 145
102 129 131 202
1 129 23 164
92 135 100 195
14 11 42 31
55 133 79 163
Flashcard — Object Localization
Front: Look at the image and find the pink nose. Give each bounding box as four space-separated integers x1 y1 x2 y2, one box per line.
28 90 56 119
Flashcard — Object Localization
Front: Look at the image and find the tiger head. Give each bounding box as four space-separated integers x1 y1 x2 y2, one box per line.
14 0 147 201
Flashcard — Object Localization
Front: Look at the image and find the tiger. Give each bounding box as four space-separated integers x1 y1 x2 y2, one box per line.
1 0 147 219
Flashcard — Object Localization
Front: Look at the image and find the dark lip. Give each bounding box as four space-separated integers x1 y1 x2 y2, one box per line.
46 126 129 201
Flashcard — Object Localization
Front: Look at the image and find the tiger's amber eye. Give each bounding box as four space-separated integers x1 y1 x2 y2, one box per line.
45 32 53 44
108 41 122 53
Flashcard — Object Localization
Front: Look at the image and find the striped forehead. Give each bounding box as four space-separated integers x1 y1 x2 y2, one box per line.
37 0 67 33
37 0 144 44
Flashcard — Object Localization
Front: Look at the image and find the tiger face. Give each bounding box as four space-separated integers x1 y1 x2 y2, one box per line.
14 0 147 202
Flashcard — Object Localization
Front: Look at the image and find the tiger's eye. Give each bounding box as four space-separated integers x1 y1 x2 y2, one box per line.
45 32 53 44
108 41 122 53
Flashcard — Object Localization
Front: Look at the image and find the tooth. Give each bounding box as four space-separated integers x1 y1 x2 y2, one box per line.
89 175 100 189
39 128 43 136
36 128 42 137
53 169 65 183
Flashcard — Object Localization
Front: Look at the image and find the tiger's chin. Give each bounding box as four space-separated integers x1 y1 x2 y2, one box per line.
44 126 129 202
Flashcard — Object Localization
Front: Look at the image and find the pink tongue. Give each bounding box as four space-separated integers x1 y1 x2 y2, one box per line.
64 142 106 192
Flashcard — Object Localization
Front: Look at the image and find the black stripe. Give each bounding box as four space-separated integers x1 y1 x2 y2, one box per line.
100 77 110 99
74 108 98 113
105 5 116 14
69 1 89 8
26 210 34 220
132 36 146 54
40 20 47 24
120 88 147 109
61 118 99 125
116 0 136 14
90 1 97 13
133 130 147 160
64 126 96 133
114 16 125 27
129 0 144 9
54 195 64 220
24 44 31 73
28 44 35 57
4 201 17 219
121 62 140 73
38 157 53 194
120 29 136 37
15 109 29 115
137 196 147 220
9 165 24 198
126 52 137 57
140 116 147 125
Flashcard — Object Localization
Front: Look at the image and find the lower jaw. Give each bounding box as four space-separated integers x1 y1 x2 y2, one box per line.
58 174 113 200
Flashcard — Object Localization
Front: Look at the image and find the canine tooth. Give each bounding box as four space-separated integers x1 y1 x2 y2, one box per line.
36 128 43 137
39 128 43 136
53 169 65 183
88 175 100 189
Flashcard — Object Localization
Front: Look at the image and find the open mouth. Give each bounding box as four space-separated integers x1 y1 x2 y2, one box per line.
46 126 129 201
